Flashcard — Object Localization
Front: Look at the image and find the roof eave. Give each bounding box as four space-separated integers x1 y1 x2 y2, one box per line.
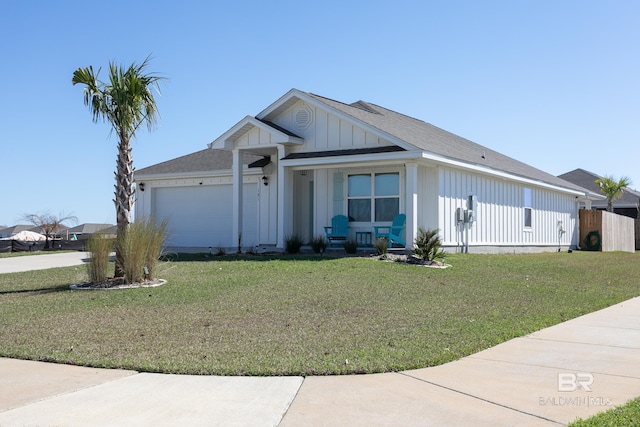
135 168 263 182
419 152 591 196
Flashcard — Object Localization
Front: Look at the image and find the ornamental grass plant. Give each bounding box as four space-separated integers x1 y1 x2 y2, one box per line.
86 233 114 284
117 218 167 283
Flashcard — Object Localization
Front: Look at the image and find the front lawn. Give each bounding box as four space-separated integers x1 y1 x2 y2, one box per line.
0 251 638 376
569 396 640 426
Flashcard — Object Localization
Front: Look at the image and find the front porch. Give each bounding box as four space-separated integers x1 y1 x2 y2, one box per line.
226 152 428 252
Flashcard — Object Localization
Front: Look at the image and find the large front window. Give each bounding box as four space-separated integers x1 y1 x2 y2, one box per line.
348 173 399 222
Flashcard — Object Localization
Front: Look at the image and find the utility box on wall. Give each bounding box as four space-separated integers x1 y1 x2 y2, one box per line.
467 195 477 222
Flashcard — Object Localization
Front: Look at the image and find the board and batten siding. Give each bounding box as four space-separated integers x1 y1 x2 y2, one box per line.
437 167 576 248
271 100 394 153
231 126 278 150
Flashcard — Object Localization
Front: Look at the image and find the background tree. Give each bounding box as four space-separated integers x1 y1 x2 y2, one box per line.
594 175 632 212
72 57 164 277
22 211 77 249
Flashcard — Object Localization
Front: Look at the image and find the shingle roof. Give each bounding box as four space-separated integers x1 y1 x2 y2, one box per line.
136 149 265 177
65 223 115 234
306 93 587 192
0 225 34 236
136 90 591 194
558 169 640 207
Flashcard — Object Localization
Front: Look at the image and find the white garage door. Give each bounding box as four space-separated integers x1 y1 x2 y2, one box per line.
153 184 258 248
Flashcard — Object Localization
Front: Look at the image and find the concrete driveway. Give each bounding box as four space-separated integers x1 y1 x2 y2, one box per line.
0 251 90 274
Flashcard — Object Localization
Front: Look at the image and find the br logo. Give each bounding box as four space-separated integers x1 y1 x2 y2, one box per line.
558 373 594 392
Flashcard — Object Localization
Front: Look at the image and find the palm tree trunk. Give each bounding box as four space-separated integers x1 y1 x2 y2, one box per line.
114 136 134 278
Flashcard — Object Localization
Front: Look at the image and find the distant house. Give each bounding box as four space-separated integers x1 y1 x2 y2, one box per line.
0 225 39 239
64 223 116 240
135 89 600 253
559 169 640 219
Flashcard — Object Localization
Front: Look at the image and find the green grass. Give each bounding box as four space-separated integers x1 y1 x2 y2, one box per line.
569 396 640 426
0 251 638 376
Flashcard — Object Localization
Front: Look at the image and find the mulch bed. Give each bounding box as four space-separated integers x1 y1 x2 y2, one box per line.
70 278 166 290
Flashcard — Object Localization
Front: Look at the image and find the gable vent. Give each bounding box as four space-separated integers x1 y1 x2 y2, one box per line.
295 105 313 130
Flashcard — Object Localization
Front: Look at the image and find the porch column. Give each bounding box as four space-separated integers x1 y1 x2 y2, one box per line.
232 149 243 252
276 145 292 249
405 162 418 249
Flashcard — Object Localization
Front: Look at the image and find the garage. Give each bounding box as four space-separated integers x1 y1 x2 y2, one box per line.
152 184 258 249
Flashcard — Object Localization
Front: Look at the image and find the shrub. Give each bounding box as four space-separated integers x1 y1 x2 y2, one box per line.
343 239 358 254
86 233 114 284
285 234 304 254
412 227 445 262
310 235 328 254
374 237 388 256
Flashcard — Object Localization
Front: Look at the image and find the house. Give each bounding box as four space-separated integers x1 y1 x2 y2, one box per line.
0 225 41 239
63 223 116 240
559 169 640 219
135 89 599 253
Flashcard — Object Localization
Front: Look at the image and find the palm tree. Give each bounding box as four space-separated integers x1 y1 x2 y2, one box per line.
594 175 632 212
72 56 164 277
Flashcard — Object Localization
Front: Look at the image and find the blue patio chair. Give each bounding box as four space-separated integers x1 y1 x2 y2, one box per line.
374 214 406 248
324 215 349 246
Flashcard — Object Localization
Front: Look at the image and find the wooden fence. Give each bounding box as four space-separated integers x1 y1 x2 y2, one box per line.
579 209 635 252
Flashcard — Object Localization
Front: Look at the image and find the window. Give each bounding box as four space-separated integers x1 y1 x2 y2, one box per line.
524 187 532 228
348 173 399 222
348 174 371 222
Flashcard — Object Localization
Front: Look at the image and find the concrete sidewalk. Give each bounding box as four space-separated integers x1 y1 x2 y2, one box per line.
1 255 639 425
0 251 90 274
0 297 638 426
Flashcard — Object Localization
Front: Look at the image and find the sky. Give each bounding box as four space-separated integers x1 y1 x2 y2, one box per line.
1 0 638 227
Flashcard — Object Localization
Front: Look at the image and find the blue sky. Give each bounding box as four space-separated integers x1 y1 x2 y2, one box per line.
1 1 638 226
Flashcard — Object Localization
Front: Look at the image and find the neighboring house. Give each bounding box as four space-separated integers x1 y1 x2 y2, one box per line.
135 89 598 253
0 225 40 239
559 169 640 219
64 223 116 240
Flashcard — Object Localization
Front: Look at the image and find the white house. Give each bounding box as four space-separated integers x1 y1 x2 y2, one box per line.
135 89 598 253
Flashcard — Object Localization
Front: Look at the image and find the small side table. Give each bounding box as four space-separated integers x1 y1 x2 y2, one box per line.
355 231 373 247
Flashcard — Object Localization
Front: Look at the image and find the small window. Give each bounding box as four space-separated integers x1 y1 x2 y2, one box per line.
524 188 532 228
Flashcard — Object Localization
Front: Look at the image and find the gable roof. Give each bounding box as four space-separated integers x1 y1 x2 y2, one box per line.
0 225 34 236
136 149 266 178
301 92 588 193
559 169 640 206
208 116 303 151
137 89 593 195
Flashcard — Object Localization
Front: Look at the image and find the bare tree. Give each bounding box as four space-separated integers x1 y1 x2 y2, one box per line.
22 211 78 249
